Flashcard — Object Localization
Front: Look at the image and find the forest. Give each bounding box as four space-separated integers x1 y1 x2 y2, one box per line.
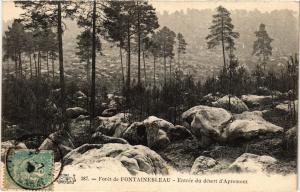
2 1 298 176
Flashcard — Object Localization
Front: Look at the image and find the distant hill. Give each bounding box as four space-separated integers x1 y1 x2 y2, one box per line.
2 8 298 88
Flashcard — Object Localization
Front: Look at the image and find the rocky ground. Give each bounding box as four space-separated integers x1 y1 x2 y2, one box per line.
1 90 297 176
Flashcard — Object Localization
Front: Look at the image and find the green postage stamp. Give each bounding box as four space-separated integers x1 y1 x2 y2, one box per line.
5 149 54 190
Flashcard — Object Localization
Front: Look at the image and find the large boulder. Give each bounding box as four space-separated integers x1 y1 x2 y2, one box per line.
121 116 173 149
275 100 298 115
66 107 88 119
228 153 277 173
186 106 232 144
39 131 75 160
95 113 131 136
212 95 249 113
168 125 193 142
101 108 117 117
107 94 125 110
63 143 169 175
283 126 297 156
223 111 284 142
92 132 128 144
69 116 91 146
241 95 273 108
190 156 218 174
121 122 147 145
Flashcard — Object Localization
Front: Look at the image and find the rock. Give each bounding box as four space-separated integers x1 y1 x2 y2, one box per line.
228 153 277 173
168 125 193 142
283 126 297 155
190 156 218 174
186 106 232 144
95 113 131 136
202 93 220 104
74 91 87 99
92 132 128 144
223 111 284 142
143 116 175 132
69 117 91 147
212 95 249 113
39 131 75 160
121 122 147 145
102 108 117 117
233 111 265 121
275 100 298 115
121 116 173 149
256 86 272 95
63 143 169 175
241 95 272 108
66 107 89 119
107 94 125 110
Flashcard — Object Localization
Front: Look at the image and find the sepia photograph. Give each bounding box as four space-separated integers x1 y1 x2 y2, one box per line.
0 0 298 191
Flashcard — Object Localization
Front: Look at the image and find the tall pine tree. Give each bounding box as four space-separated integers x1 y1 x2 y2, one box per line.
252 23 273 71
206 6 239 68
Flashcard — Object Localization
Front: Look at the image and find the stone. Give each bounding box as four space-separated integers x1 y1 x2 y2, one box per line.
223 111 284 142
190 156 218 174
212 95 249 113
187 106 232 142
228 153 277 173
241 95 272 108
275 100 298 115
95 113 131 136
283 126 297 155
168 125 193 142
66 107 88 119
102 108 117 117
63 143 169 175
39 131 75 160
92 132 128 144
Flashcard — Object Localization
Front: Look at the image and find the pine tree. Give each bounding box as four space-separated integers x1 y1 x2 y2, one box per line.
155 26 176 85
177 33 187 70
252 23 273 71
206 6 239 68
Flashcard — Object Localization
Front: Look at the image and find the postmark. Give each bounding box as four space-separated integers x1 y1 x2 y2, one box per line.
3 134 64 190
6 149 54 190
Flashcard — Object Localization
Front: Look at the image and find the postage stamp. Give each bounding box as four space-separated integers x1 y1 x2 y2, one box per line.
5 149 54 190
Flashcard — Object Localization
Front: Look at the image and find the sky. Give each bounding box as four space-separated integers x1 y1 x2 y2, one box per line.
2 0 299 22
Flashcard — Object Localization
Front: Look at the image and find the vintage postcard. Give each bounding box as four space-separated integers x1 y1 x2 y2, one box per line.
0 0 298 191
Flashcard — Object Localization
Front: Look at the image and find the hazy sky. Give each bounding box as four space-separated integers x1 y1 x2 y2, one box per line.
2 0 299 22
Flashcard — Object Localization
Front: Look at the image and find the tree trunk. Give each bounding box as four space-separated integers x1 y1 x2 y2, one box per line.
142 49 146 85
169 57 172 82
37 51 41 78
18 51 22 78
46 51 50 79
120 46 124 86
34 53 37 77
178 50 180 71
126 20 131 89
137 3 141 86
14 51 18 79
57 2 67 130
86 57 91 85
52 56 55 81
153 56 156 87
90 0 97 126
29 54 32 79
163 44 166 85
